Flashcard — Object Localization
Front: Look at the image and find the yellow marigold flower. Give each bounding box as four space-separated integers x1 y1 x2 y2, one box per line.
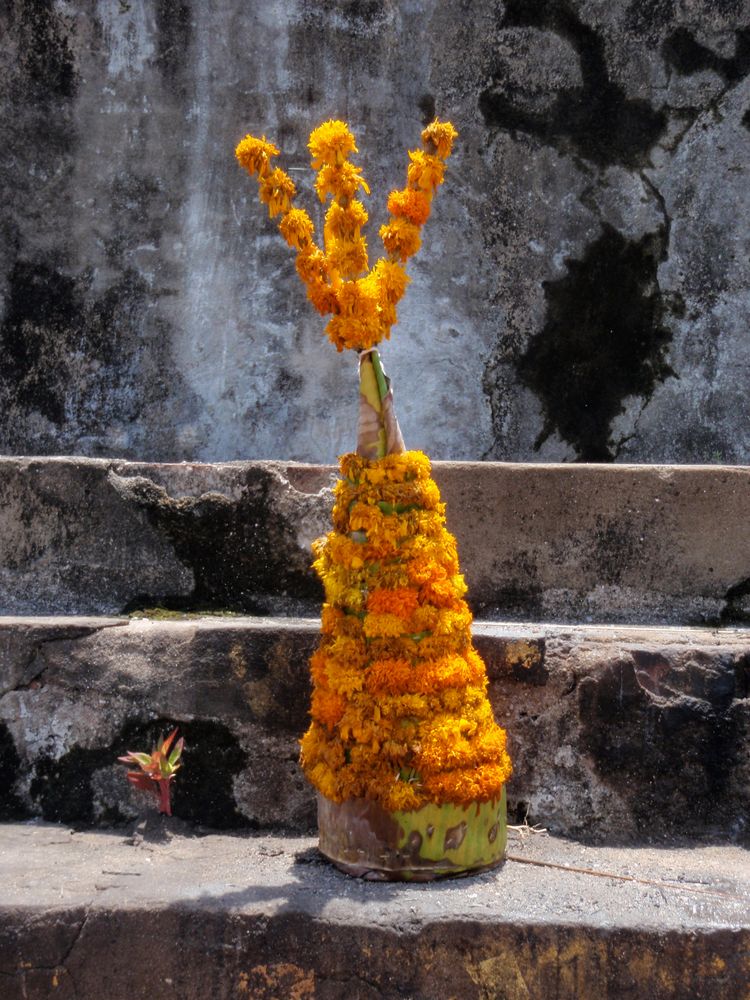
295 245 328 284
411 604 439 632
371 259 410 305
406 149 445 193
338 278 378 318
379 218 421 262
235 134 279 177
306 277 340 316
308 119 358 168
326 235 369 279
363 612 407 639
325 200 369 241
384 780 422 812
278 207 315 249
421 119 459 160
315 162 370 202
348 502 381 534
325 661 365 698
258 167 296 217
339 453 366 482
387 188 432 226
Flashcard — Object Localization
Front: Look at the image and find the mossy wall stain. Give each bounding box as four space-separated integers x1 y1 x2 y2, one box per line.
479 0 667 168
30 717 250 829
515 225 675 461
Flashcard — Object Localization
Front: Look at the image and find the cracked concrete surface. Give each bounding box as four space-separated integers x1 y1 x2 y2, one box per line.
0 822 748 999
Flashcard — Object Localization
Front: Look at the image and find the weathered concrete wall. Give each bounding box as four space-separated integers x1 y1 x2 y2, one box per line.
2 457 749 624
1 1 749 463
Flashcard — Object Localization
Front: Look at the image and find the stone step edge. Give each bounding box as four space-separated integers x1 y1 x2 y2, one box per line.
2 613 749 645
0 822 748 1000
2 614 748 843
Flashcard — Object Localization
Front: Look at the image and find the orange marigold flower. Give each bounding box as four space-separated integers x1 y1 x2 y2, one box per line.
311 688 346 728
279 207 315 250
406 149 445 193
295 245 329 284
387 188 432 226
308 119 358 168
320 604 344 634
365 658 413 695
421 761 511 804
367 587 419 619
379 217 421 262
421 119 459 160
235 134 279 177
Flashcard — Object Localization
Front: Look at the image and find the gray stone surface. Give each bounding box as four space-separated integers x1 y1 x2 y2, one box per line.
1 615 748 842
2 457 749 624
0 822 748 999
1 2 749 464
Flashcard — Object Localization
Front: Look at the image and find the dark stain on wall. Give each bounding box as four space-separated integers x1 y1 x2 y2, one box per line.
418 93 436 124
117 470 323 614
515 224 675 461
301 0 394 29
578 653 744 840
663 26 750 83
720 576 750 625
30 717 250 829
742 107 750 130
479 0 668 168
9 0 78 100
0 721 28 820
0 260 84 425
624 0 676 42
154 0 193 85
0 258 164 432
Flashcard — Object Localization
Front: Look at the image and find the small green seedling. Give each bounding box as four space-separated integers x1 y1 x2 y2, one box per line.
118 729 184 816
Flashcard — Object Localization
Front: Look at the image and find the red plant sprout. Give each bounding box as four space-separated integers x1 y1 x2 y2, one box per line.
118 728 184 816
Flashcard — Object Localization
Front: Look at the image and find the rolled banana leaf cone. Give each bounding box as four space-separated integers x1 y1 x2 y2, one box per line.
357 349 405 459
317 789 507 881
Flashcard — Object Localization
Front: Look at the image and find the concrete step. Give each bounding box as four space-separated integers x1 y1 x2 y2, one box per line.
2 457 749 625
0 821 748 1000
1 615 748 843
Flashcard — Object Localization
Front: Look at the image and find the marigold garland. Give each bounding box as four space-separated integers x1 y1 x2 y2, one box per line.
235 117 457 352
234 117 512 817
299 451 512 812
